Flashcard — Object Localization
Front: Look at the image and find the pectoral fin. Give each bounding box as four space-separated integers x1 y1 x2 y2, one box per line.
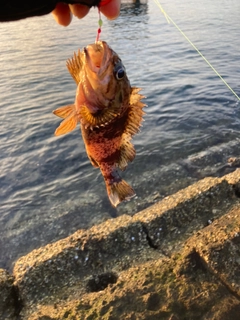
54 112 78 136
53 104 75 119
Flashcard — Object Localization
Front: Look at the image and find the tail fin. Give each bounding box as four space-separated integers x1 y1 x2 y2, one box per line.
107 180 136 207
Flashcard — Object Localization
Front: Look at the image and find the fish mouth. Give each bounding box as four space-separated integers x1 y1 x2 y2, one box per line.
82 41 116 116
84 41 110 75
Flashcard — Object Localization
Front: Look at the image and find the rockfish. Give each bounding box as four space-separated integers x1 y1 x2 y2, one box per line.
53 41 145 207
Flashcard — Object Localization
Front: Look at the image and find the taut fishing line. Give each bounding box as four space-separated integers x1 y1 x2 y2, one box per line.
96 7 103 42
154 0 240 101
96 0 112 42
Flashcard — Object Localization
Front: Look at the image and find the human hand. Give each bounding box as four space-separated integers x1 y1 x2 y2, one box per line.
52 0 121 26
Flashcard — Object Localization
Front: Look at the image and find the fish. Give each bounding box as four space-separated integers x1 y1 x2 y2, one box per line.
53 41 145 207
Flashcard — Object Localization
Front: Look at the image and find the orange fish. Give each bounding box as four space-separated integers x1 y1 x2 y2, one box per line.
53 41 145 207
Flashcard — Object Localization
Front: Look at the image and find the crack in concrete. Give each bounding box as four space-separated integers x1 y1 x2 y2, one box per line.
141 224 158 250
141 224 171 258
13 284 23 320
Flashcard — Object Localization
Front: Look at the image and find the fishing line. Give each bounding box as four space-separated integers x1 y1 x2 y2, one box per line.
96 7 103 42
96 0 112 42
154 0 240 101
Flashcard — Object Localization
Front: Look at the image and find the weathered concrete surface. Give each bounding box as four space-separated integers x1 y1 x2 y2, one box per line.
185 204 240 297
0 269 19 320
1 169 240 319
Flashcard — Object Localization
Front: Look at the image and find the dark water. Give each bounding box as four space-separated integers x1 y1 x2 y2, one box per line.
0 0 240 269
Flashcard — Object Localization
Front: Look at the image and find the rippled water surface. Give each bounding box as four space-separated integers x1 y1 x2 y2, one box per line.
0 0 240 269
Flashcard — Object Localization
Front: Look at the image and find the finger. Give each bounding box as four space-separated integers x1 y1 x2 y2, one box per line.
69 4 90 19
52 3 72 26
100 0 121 20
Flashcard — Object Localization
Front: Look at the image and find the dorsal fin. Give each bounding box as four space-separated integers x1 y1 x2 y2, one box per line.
118 138 136 171
66 50 83 84
116 87 145 170
125 88 145 137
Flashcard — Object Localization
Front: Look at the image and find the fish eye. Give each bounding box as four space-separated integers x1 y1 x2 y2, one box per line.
115 67 125 80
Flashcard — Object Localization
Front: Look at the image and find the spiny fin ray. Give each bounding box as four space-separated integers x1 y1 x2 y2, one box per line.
66 50 83 85
116 87 146 170
118 139 136 170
